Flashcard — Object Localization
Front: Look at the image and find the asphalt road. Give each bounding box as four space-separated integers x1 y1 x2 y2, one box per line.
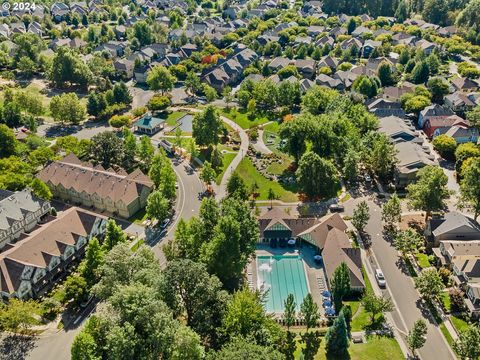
345 197 455 360
148 152 204 267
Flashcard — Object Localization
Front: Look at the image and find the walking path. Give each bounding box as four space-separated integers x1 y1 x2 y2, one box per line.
171 106 250 199
252 126 273 155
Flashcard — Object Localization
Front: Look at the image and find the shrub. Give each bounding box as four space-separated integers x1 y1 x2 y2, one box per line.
109 114 131 129
132 107 148 117
147 95 170 112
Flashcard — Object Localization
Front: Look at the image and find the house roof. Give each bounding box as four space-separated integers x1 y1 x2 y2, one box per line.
0 190 48 231
322 228 365 289
36 154 153 206
431 212 480 239
0 207 106 295
133 113 165 129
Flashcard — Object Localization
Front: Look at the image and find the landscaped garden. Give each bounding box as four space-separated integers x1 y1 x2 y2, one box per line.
220 108 271 129
215 152 237 184
236 156 298 202
293 334 404 360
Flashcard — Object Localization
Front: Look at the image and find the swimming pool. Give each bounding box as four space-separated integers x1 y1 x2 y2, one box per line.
256 255 310 313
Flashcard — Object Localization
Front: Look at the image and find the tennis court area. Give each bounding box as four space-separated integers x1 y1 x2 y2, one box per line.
257 255 310 313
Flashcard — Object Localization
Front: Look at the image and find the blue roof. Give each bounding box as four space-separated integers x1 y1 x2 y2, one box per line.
133 113 165 129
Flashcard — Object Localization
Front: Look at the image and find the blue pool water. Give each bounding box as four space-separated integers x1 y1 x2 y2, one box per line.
257 255 309 313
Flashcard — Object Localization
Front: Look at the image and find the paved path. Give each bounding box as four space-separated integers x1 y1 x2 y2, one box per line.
344 197 456 360
252 127 273 155
215 115 249 198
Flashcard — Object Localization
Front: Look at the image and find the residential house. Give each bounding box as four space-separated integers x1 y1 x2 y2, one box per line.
424 114 468 138
418 104 454 128
295 59 316 79
444 92 477 114
378 116 420 142
361 40 381 58
368 99 406 118
50 2 69 21
394 141 435 188
416 39 436 54
37 154 154 218
315 74 345 91
382 85 415 102
258 208 365 291
0 207 107 300
451 77 478 92
113 58 134 78
466 284 480 317
426 212 480 247
0 190 51 250
444 125 479 144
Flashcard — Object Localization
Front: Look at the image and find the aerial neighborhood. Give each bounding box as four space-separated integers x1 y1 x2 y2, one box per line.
1 0 480 359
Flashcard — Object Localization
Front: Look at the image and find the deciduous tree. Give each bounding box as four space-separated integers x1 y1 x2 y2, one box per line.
361 290 394 324
382 193 402 228
330 262 351 313
459 157 480 220
414 268 444 302
406 319 428 357
352 200 370 233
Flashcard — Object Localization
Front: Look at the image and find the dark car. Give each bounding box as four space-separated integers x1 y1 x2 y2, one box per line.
329 204 345 212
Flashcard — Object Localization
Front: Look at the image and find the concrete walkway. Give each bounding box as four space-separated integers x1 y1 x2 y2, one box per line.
215 115 249 198
252 127 273 155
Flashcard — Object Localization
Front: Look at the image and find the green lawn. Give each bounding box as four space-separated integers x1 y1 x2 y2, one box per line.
215 152 237 185
451 315 469 334
236 157 298 202
416 253 431 268
294 335 404 360
220 108 270 129
440 323 454 348
440 292 451 312
128 208 148 225
263 121 280 133
157 111 186 126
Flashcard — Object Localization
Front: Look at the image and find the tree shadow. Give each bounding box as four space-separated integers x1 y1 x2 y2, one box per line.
326 351 351 360
0 334 36 360
415 298 437 325
395 257 412 277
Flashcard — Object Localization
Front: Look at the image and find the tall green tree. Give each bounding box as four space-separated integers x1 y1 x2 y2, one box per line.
382 193 402 228
330 262 351 313
192 106 223 147
414 268 444 302
352 201 370 233
89 131 125 169
227 172 249 200
283 294 296 331
453 325 480 360
394 229 423 258
361 290 394 324
0 299 41 332
103 219 126 251
146 191 170 222
81 237 104 287
296 152 341 199
0 124 17 158
137 135 155 171
50 93 86 124
406 319 428 357
325 312 349 358
146 66 175 94
407 165 450 220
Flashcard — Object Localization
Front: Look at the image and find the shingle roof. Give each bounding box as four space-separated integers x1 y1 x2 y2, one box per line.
0 207 106 295
37 154 153 206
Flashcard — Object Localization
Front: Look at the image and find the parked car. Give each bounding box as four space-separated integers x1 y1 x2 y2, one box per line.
364 174 372 183
375 269 386 288
329 204 345 212
160 218 171 230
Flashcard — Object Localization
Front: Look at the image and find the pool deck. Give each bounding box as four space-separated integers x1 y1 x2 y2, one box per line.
253 244 329 318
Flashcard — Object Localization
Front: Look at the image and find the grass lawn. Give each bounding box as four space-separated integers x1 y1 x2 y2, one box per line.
416 253 431 268
440 323 454 348
157 111 186 126
440 292 451 312
263 121 280 133
236 157 298 202
451 315 469 334
128 208 148 225
294 334 404 360
266 159 291 175
215 152 237 185
221 108 270 129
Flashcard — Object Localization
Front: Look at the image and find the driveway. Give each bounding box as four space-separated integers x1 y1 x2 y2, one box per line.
344 197 456 360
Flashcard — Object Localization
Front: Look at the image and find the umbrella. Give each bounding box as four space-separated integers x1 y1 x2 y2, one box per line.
314 255 322 261
321 290 331 297
288 239 296 245
325 307 336 316
323 300 332 307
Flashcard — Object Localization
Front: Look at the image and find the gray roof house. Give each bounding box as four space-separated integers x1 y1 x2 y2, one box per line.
426 212 480 246
0 190 51 250
394 141 435 188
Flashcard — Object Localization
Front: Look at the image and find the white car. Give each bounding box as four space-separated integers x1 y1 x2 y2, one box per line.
375 269 386 288
160 218 171 230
